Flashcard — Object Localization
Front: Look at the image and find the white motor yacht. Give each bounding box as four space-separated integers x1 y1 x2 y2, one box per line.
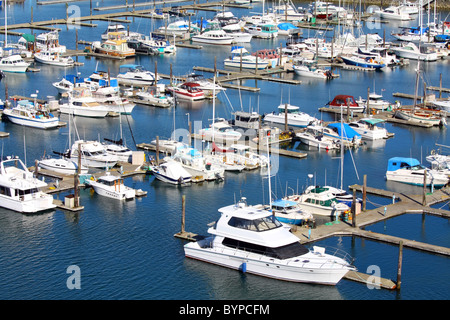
184 199 355 285
0 54 30 73
116 64 160 86
68 140 118 169
295 125 341 150
224 46 269 70
86 172 136 200
38 155 89 175
150 161 192 185
348 118 390 140
0 156 56 213
390 42 438 61
285 186 350 217
34 51 74 67
59 87 111 118
386 157 449 187
199 119 242 143
263 104 320 128
192 28 234 45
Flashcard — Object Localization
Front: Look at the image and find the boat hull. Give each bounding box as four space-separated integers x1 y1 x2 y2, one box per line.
3 111 60 129
386 170 448 187
185 240 349 285
59 104 110 118
0 193 56 213
38 159 89 175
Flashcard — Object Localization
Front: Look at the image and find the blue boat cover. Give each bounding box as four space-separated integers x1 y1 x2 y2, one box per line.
327 123 361 139
277 23 297 30
387 157 420 171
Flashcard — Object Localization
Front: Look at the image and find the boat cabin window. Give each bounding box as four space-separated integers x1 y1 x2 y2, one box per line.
0 186 12 197
228 215 282 232
222 237 309 260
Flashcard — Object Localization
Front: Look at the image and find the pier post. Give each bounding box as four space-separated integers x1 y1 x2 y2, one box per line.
396 240 403 290
439 74 442 99
362 175 367 211
181 195 186 234
352 189 356 227
422 169 427 206
156 136 160 165
284 103 288 132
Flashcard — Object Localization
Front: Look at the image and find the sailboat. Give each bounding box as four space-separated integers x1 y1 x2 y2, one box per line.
0 1 30 73
103 104 133 162
394 60 446 126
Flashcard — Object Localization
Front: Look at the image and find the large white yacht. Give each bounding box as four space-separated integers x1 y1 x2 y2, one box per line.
0 156 56 213
184 199 355 285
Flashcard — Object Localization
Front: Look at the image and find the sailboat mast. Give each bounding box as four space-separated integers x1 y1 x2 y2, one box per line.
4 0 7 48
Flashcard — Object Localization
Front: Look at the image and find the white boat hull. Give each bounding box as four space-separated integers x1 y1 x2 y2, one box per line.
0 193 56 213
3 111 60 129
38 158 89 175
89 182 136 200
185 239 350 285
386 170 449 187
59 104 110 118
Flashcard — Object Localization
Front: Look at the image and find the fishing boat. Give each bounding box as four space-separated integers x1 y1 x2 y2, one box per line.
68 140 118 169
35 30 66 54
199 119 242 143
171 82 205 101
91 32 135 58
390 42 437 61
326 95 365 113
0 156 57 213
385 157 449 187
348 118 390 140
263 104 320 128
285 186 350 217
224 46 269 70
86 172 136 200
135 87 175 108
269 199 314 225
100 24 141 41
222 23 253 43
184 198 355 284
2 99 60 129
34 51 74 67
295 125 341 150
59 87 111 118
0 54 30 73
116 64 160 86
149 161 192 185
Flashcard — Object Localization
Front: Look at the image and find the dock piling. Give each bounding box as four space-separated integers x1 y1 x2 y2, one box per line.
397 241 404 290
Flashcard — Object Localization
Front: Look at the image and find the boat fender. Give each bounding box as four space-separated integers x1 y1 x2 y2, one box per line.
240 262 247 273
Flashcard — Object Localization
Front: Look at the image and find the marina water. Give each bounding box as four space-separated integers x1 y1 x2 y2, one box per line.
0 1 449 300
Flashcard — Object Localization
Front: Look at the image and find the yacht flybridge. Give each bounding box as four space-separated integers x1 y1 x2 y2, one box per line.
184 199 355 285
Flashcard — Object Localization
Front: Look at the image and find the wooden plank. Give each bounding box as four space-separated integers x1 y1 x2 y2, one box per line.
344 271 397 290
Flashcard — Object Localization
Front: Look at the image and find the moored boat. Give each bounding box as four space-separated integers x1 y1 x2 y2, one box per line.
184 198 355 284
0 156 56 213
86 172 136 200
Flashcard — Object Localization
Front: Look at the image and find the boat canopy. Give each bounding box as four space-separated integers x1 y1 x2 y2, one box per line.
64 74 84 84
328 95 358 107
271 199 298 208
360 118 385 125
277 23 297 31
327 123 361 139
387 157 421 171
119 64 143 70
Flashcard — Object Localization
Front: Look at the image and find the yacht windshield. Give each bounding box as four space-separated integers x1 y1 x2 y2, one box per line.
228 215 282 232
